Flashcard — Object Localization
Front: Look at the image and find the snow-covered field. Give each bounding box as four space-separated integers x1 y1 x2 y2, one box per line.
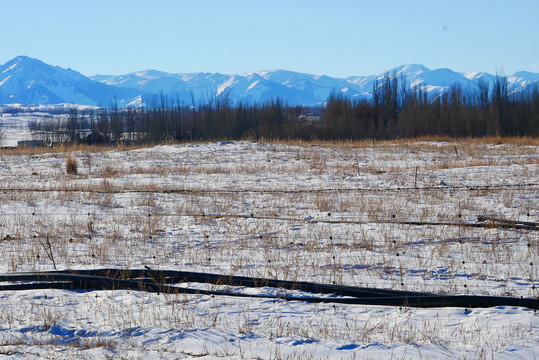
0 113 41 147
0 139 537 359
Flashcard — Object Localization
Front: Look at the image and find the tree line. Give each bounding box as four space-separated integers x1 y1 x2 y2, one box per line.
28 73 539 145
322 73 538 139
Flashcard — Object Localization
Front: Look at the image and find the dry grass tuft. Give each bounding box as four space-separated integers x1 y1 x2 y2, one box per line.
65 154 78 175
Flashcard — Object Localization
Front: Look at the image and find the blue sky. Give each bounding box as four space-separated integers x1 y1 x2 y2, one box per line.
2 0 538 77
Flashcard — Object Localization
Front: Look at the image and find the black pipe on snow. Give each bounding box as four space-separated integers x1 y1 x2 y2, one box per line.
0 269 537 310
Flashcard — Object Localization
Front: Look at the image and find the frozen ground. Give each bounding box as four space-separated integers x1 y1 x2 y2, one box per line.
0 139 537 359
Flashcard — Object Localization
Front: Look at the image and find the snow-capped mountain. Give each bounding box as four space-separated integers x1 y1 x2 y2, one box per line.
90 70 364 106
0 56 140 106
2 56 539 108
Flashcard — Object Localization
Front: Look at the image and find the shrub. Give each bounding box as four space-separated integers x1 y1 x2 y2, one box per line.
66 154 78 175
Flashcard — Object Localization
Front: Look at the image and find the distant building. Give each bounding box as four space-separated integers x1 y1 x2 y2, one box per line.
85 131 108 145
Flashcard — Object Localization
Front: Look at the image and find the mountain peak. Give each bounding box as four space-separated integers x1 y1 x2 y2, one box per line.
4 55 46 68
0 55 139 106
512 71 539 80
12 55 35 62
386 64 430 76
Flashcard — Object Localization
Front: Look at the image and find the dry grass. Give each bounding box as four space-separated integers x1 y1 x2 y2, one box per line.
2 136 537 156
267 136 539 148
0 142 150 156
65 154 78 175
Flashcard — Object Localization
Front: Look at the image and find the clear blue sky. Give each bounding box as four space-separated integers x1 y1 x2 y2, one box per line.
2 0 538 77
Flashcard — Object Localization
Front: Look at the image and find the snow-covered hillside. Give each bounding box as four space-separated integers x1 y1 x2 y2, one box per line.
0 56 140 107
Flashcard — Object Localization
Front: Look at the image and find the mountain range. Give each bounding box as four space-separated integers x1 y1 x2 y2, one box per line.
1 56 539 108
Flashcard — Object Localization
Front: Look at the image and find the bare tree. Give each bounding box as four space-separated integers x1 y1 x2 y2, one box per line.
0 125 4 147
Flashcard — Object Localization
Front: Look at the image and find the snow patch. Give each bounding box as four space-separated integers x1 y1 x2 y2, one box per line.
216 77 236 96
0 74 12 86
2 63 17 74
247 80 260 91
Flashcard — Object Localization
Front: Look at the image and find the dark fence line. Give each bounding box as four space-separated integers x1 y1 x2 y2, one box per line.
211 214 538 231
1 204 537 231
0 182 537 195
